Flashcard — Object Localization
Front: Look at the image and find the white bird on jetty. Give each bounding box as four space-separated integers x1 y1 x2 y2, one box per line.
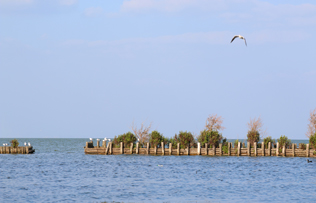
230 35 247 46
28 142 31 146
24 142 27 146
3 143 5 146
108 139 111 142
89 138 93 141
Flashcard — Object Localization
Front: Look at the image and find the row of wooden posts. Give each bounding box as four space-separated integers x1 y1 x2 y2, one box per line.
0 146 35 154
84 140 314 157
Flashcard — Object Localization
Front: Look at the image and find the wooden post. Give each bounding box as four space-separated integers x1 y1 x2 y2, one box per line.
197 142 201 155
254 142 257 156
177 143 180 155
306 144 310 157
292 143 295 157
105 142 109 155
299 143 302 149
219 143 222 156
169 143 172 155
162 142 165 155
213 145 216 156
228 142 231 156
102 140 106 148
120 142 124 154
268 142 271 156
247 142 250 156
282 145 285 157
186 144 189 155
136 142 139 154
237 142 240 156
96 139 100 148
242 143 245 148
109 142 112 154
154 145 157 155
130 143 133 154
85 142 89 148
276 142 279 156
205 143 208 155
146 143 149 155
262 142 265 156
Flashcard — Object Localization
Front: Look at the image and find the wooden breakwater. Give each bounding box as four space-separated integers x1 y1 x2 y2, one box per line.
84 141 315 157
0 146 35 154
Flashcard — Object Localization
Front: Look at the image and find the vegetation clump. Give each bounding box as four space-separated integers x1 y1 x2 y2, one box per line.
149 131 167 148
131 121 152 147
277 135 291 149
173 131 195 149
307 108 316 149
309 133 316 149
307 108 316 137
247 117 263 146
263 136 275 148
197 114 225 148
113 132 137 148
221 138 228 154
10 139 19 148
234 139 239 148
198 130 223 148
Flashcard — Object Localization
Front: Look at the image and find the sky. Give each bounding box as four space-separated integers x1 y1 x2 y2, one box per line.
0 0 316 139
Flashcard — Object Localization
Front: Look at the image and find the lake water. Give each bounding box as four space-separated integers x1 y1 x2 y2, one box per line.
0 138 315 202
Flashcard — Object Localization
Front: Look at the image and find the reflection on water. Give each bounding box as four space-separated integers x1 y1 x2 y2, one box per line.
0 138 315 202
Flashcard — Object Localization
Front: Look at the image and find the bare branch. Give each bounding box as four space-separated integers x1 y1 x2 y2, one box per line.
307 108 316 137
205 114 225 132
247 116 263 133
131 121 152 146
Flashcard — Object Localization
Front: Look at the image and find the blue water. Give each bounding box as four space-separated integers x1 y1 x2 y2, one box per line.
0 138 315 202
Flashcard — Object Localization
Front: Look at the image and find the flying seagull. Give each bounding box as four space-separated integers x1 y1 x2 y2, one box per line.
231 35 247 46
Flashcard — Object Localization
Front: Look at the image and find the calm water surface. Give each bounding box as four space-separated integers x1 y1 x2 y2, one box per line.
0 138 315 202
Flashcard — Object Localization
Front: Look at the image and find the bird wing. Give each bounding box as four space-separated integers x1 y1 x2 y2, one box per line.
243 38 247 46
230 35 239 43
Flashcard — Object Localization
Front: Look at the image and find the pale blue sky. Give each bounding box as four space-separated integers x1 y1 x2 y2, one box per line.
1 0 315 139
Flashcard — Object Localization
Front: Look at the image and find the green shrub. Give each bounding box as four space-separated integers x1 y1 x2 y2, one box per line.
277 135 291 149
113 132 137 148
149 131 167 148
169 137 178 149
309 133 316 149
10 139 19 148
174 131 195 149
299 143 306 149
247 130 260 146
263 136 275 148
197 130 223 148
221 138 228 154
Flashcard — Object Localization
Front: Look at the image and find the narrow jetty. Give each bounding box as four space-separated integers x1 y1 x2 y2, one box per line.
85 141 315 157
0 146 35 154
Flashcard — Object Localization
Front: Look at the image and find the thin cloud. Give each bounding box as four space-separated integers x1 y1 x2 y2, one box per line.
121 0 316 27
84 7 103 17
62 31 233 47
0 0 33 6
59 0 77 6
121 0 227 12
